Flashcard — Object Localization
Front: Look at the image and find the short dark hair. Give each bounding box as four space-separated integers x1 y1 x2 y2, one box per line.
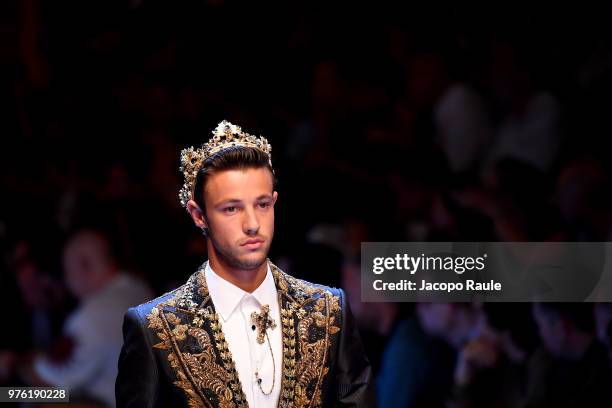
193 146 276 212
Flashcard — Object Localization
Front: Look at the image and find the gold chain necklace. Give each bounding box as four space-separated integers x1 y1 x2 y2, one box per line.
251 304 277 395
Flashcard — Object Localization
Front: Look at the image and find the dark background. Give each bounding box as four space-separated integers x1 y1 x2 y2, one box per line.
1 2 612 407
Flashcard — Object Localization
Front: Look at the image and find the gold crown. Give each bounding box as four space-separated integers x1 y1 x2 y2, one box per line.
178 120 273 209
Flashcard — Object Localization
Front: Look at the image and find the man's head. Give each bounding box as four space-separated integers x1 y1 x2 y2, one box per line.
63 229 118 299
182 122 278 272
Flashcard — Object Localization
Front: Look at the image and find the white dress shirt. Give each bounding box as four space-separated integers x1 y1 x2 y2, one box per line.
205 262 282 408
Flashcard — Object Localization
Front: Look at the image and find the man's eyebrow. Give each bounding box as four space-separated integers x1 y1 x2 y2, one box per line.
214 194 272 206
214 198 242 206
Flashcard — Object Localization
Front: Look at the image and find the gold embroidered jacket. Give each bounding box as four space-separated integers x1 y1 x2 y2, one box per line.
115 261 375 407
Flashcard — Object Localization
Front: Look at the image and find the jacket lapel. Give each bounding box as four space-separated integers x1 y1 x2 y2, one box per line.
271 264 341 408
147 264 248 408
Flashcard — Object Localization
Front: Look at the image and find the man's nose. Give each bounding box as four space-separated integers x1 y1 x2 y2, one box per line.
243 208 260 235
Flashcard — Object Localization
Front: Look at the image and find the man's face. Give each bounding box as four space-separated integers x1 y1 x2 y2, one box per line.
202 167 277 270
63 231 114 299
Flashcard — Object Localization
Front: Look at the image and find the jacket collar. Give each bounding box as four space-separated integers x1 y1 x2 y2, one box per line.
204 261 276 322
173 258 320 316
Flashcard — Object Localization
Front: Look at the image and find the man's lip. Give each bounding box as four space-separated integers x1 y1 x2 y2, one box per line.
242 239 264 246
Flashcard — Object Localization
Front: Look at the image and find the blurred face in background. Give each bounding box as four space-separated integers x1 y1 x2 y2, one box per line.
203 167 277 271
63 231 117 300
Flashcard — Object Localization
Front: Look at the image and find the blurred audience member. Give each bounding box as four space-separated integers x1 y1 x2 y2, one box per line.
524 303 612 407
434 83 492 174
376 303 481 407
448 303 537 408
0 234 69 385
10 238 67 349
30 229 152 407
377 307 455 408
484 40 561 173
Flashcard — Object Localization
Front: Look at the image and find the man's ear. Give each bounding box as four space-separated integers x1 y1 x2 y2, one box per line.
272 191 278 205
186 199 207 229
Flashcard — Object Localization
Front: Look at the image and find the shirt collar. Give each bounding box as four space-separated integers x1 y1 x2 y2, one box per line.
205 261 276 322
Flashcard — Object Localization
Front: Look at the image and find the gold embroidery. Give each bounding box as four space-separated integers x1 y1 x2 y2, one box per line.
208 312 248 407
279 302 298 407
167 353 205 408
146 265 243 408
146 261 342 408
184 325 237 408
271 263 342 408
293 293 340 408
159 308 210 408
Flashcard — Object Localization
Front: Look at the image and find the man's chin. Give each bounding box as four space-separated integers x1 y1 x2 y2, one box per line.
236 252 268 270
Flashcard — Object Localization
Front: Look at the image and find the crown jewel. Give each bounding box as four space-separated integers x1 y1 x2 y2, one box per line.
178 120 273 209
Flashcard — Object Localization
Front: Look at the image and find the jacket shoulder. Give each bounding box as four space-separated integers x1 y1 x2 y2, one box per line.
271 262 345 306
127 287 183 322
296 276 343 298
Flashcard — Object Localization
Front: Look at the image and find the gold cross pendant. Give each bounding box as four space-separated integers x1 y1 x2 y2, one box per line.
250 304 277 344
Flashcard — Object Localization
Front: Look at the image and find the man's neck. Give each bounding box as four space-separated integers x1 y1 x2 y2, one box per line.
208 254 268 293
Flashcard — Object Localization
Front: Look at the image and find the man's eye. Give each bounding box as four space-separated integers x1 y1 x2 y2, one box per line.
223 206 237 213
258 202 271 209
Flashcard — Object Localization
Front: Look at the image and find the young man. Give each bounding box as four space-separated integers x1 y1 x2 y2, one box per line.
116 121 374 407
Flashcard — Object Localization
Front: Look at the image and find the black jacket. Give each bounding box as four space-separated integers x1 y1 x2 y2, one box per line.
115 261 375 407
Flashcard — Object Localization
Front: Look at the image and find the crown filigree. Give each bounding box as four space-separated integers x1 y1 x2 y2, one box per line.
178 120 273 209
